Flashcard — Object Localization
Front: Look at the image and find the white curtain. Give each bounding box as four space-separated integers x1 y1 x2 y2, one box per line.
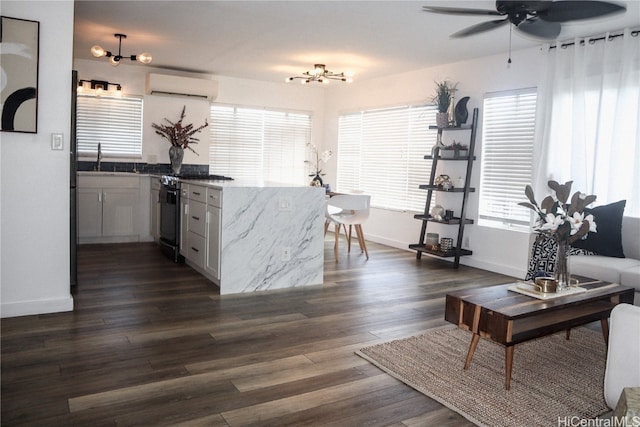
534 29 640 216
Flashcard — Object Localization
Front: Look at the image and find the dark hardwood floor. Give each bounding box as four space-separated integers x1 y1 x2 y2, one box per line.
2 239 516 426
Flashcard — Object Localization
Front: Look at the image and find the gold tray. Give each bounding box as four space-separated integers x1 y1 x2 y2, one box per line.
508 282 586 300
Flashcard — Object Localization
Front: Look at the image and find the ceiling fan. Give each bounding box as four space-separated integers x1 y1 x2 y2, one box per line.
423 1 627 40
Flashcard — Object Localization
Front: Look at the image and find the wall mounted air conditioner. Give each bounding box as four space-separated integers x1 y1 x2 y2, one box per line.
145 73 218 101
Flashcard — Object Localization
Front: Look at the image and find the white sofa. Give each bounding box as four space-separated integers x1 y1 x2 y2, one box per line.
570 216 640 304
604 303 640 409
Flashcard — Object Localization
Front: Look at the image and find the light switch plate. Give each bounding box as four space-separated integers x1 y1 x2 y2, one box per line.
51 133 64 150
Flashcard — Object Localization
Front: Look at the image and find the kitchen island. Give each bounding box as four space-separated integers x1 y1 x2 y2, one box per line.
179 178 325 295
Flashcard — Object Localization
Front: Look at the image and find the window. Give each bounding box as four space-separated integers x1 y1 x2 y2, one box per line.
209 105 311 184
337 105 437 212
478 88 537 230
76 94 143 157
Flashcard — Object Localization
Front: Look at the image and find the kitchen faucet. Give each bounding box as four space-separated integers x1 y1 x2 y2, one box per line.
96 142 102 171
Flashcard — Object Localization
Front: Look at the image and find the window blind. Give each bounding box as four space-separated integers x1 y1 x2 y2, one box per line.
337 104 437 212
479 88 537 229
76 94 143 157
209 105 310 184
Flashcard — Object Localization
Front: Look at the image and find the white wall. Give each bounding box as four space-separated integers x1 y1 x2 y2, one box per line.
322 47 546 278
1 1 75 317
73 59 327 169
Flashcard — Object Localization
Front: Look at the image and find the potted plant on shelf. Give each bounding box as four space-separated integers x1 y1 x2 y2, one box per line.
440 141 468 159
432 80 457 128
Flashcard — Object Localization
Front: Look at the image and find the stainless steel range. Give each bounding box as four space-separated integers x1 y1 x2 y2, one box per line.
158 174 233 262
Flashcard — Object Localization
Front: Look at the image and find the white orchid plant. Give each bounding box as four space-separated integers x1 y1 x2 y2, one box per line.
519 180 597 244
306 143 332 178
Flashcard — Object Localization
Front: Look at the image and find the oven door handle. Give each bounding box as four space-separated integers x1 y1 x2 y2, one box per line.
160 187 179 203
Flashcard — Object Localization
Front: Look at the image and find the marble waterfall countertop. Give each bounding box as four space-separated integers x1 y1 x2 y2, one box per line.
216 184 325 294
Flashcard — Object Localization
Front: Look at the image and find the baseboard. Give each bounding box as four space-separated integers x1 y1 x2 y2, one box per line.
458 258 523 279
364 234 414 252
363 232 523 279
1 296 74 318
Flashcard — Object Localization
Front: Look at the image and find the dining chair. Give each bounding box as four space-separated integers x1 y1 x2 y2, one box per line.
325 194 371 260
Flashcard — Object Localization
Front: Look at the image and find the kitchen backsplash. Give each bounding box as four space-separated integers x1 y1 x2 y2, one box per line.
77 161 209 175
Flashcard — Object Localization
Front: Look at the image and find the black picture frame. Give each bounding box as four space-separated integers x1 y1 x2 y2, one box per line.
1 15 40 133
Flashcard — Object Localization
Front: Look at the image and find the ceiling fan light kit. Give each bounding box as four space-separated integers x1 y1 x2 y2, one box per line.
91 33 152 66
422 0 627 40
287 64 353 84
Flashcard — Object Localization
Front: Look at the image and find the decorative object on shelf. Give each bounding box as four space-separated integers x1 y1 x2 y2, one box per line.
440 237 454 251
90 33 152 66
519 180 597 291
426 232 440 249
306 143 332 186
454 96 470 126
1 16 39 133
431 139 446 157
287 64 353 84
440 141 469 159
445 210 454 220
432 80 458 128
434 174 453 190
151 106 209 175
430 204 445 220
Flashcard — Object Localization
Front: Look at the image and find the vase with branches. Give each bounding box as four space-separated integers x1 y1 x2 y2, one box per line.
151 106 208 174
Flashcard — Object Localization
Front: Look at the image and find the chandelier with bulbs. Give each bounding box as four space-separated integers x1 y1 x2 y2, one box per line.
287 64 353 84
90 33 152 66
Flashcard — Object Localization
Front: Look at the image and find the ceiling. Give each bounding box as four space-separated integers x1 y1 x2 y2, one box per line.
73 1 640 84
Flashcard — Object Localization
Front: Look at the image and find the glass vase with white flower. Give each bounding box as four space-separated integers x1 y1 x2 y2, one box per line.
519 180 597 290
305 143 332 187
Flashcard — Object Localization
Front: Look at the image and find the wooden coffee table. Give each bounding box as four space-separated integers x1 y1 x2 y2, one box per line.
445 278 634 390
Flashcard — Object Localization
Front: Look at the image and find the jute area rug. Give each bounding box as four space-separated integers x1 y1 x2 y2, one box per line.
357 327 609 427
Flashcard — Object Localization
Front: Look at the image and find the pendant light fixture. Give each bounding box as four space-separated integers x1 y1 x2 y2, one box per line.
91 33 152 66
287 64 353 84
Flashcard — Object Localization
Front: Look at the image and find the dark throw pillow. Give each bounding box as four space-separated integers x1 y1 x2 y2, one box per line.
571 200 626 258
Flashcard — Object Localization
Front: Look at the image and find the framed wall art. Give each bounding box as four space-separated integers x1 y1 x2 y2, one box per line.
1 16 40 133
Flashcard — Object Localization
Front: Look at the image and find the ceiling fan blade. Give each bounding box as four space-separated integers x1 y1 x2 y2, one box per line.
450 19 509 38
517 17 561 39
422 6 503 16
538 0 626 22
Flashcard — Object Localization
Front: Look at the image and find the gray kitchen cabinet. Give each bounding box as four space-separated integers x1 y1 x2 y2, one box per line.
77 188 102 238
205 188 221 280
101 188 138 237
77 175 140 243
179 184 222 282
187 199 207 269
150 178 161 242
